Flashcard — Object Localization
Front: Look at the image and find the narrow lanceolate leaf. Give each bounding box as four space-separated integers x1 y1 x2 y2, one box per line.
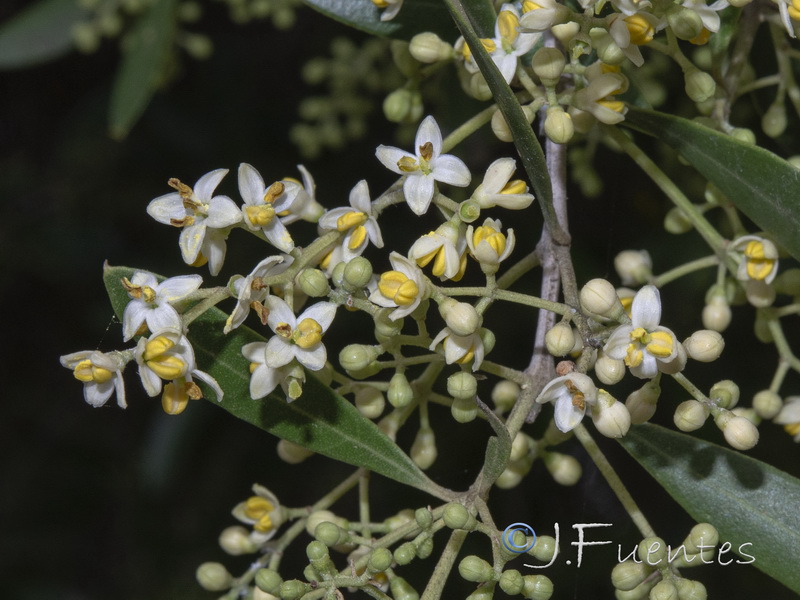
0 0 86 69
108 0 178 139
623 107 800 261
102 264 442 497
620 424 800 594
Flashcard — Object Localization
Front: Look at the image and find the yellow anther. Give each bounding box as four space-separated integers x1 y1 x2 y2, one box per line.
293 318 323 349
397 156 419 173
263 181 285 204
646 331 674 358
147 355 186 380
378 271 419 306
564 380 585 410
629 327 648 342
254 514 274 533
371 0 389 7
431 247 448 278
785 422 800 436
319 249 333 270
456 346 476 364
246 204 276 227
244 496 275 519
621 296 634 317
336 211 367 232
168 178 193 199
73 359 113 384
522 0 542 12
625 344 644 368
790 0 800 20
191 252 209 267
169 216 195 228
143 335 176 361
500 179 527 195
481 38 497 53
162 381 189 415
276 322 293 338
624 14 655 45
600 63 621 75
249 362 260 374
596 98 626 113
419 141 434 161
452 252 468 282
348 225 368 250
142 286 157 303
744 240 776 281
497 10 520 45
690 28 711 45
473 225 507 256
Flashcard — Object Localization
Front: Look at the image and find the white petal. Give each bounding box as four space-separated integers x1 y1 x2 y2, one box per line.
409 235 442 260
250 363 281 399
139 365 162 397
481 158 516 194
123 302 147 341
131 271 158 288
266 296 296 330
157 275 203 302
775 398 800 425
376 146 412 174
242 342 267 363
296 344 327 371
631 285 661 330
318 207 351 231
206 196 243 228
443 334 471 364
194 168 228 201
415 115 443 156
365 219 384 248
238 163 265 205
630 353 658 379
179 223 206 264
349 179 372 212
147 194 185 224
265 336 295 368
553 395 585 432
403 174 435 215
432 155 471 187
84 381 115 407
429 327 449 350
300 302 337 332
203 229 229 276
114 372 127 408
492 192 535 210
604 326 633 360
192 369 224 402
263 219 295 254
145 304 182 335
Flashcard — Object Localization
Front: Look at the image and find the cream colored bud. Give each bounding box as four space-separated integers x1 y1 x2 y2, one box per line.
674 579 707 600
551 21 580 46
306 510 349 538
730 127 756 144
762 101 787 138
683 330 724 362
219 526 258 555
196 562 232 592
650 580 679 600
595 353 626 385
589 28 625 65
673 400 709 432
355 386 385 419
466 72 492 101
625 380 660 424
448 371 477 400
339 344 380 372
491 106 535 142
383 88 423 124
684 522 719 554
253 588 280 600
702 296 732 332
492 379 520 412
752 389 782 419
637 536 668 566
532 48 566 84
581 278 625 319
451 396 478 423
611 561 653 592
684 68 716 103
522 574 553 600
388 372 414 408
544 107 574 144
277 439 314 464
664 206 693 234
543 452 582 486
732 407 759 424
710 379 739 409
545 322 576 356
411 426 437 469
510 432 532 462
409 32 453 63
614 250 652 286
591 390 631 438
715 413 759 450
444 301 481 336
666 6 703 40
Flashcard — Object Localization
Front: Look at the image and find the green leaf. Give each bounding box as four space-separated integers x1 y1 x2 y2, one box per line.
619 423 800 594
108 0 177 139
0 0 86 70
302 0 495 41
102 264 443 497
623 107 800 261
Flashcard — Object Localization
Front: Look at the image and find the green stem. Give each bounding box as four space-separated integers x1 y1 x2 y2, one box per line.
181 287 231 326
420 529 469 600
652 255 719 288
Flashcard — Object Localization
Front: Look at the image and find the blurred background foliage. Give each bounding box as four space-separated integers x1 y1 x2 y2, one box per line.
2 0 799 598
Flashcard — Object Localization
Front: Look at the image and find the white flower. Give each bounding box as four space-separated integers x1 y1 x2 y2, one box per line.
60 350 127 408
281 165 325 224
372 0 404 21
604 285 679 379
681 0 729 33
537 372 598 432
483 4 541 83
147 169 242 275
369 252 428 320
376 116 471 215
429 328 485 370
519 0 571 32
318 180 384 261
243 342 286 398
607 12 661 67
408 220 466 281
264 297 337 371
121 271 202 341
732 235 779 284
232 484 285 543
224 255 293 334
471 158 535 210
238 163 296 253
467 218 515 268
574 72 628 124
774 397 800 442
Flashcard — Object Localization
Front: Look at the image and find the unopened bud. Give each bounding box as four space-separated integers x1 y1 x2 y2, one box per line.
411 426 437 469
532 47 566 84
545 322 576 356
710 379 739 409
219 526 257 555
667 6 703 40
684 68 716 102
459 555 494 582
368 547 393 573
721 415 759 450
683 330 725 362
452 396 478 423
196 562 232 592
339 344 380 372
297 268 330 297
762 101 787 138
729 127 755 144
625 380 661 424
702 296 732 332
388 372 414 407
544 107 574 144
355 386 385 419
500 569 525 595
394 541 417 565
492 380 520 412
491 106 534 142
611 560 653 591
255 568 283 594
522 574 553 600
614 250 652 286
595 353 626 385
674 400 709 432
752 389 782 419
551 21 580 46
649 580 678 600
664 206 694 234
390 576 419 600
683 523 719 554
543 452 581 486
342 256 373 291
443 301 481 336
591 390 631 438
443 503 474 530
590 28 625 65
409 32 453 63
581 278 625 319
383 88 423 123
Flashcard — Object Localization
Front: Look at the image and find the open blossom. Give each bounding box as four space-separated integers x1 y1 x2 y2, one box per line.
264 296 337 371
774 397 800 442
604 285 680 379
224 255 293 334
232 484 285 544
318 179 384 261
376 116 471 215
146 169 242 275
370 252 427 320
519 0 571 32
281 165 325 224
121 271 202 341
574 72 628 125
466 4 540 83
429 328 485 371
238 163 296 253
408 220 466 281
607 12 661 67
537 372 598 432
60 350 128 408
471 158 535 210
467 218 515 268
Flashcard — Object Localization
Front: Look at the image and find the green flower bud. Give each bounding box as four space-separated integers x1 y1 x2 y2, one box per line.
684 69 715 103
495 460 529 489
342 256 373 291
466 72 492 101
368 547 393 573
589 28 626 66
302 564 319 583
545 321 576 357
388 372 414 408
762 101 787 138
459 199 481 223
637 536 668 566
683 523 719 554
667 6 703 40
255 568 283 594
391 40 419 77
466 583 496 600
664 207 694 234
709 380 739 409
196 562 232 592
752 389 782 419
390 576 420 600
499 569 524 595
673 400 709 432
416 536 434 559
279 579 312 600
411 426 437 469
529 535 558 563
447 371 477 400
183 33 213 60
702 296 731 332
774 267 800 295
306 510 349 538
443 503 474 530
306 540 329 561
611 560 653 591
480 327 496 354
339 344 380 372
409 32 453 63
544 107 574 144
346 361 382 380
219 525 258 555
297 268 330 298
459 555 494 582
451 396 478 423
330 261 347 289
491 109 515 143
492 380 520 412
394 541 417 565
355 386 385 419
674 578 707 600
581 278 625 320
374 307 403 339
551 22 580 46
510 432 532 462
522 574 553 600
543 452 582 486
729 127 756 144
532 48 566 85
315 521 349 547
650 580 679 600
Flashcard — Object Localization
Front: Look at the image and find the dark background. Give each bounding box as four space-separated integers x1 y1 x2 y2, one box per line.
2 2 799 599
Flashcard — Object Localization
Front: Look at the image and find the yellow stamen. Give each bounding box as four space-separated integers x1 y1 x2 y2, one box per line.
246 204 276 227
645 331 674 358
264 181 285 204
143 335 176 361
473 225 507 256
191 252 208 268
522 0 542 11
497 10 520 45
73 359 113 384
500 179 527 195
293 318 323 349
348 225 368 250
789 0 800 20
336 211 367 232
255 514 274 533
244 496 275 520
319 249 334 270
785 422 800 436
596 98 626 113
451 252 468 282
168 178 193 199
690 28 711 45
397 156 419 173
625 345 644 368
371 0 389 7
162 381 189 415
378 271 419 306
624 14 655 45
744 240 776 281
147 355 186 380
600 63 621 75
419 141 434 161
565 380 586 410
249 362 260 374
456 346 476 364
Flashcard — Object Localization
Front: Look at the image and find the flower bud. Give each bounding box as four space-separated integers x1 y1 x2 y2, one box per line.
637 536 668 566
500 569 524 595
491 107 535 142
753 389 782 419
545 322 576 356
459 555 494 582
384 508 414 531
673 400 709 432
495 460 530 489
394 541 417 565
255 568 283 594
543 452 581 486
219 525 258 555
388 372 414 407
762 101 787 138
492 380 520 413
581 278 625 319
551 21 580 46
355 386 385 419
522 574 553 600
664 206 694 234
443 503 474 530
683 330 724 362
775 267 800 295
480 327 496 354
339 344 380 372
674 579 707 600
391 40 418 77
709 379 739 409
667 6 703 40
625 379 660 424
443 301 481 336
595 353 626 385
650 580 678 600
343 256 373 291
611 560 652 591
279 580 312 600
390 576 419 600
729 127 755 144
721 415 759 450
448 371 478 400
529 535 558 563
411 426 437 469
589 28 626 65
614 250 652 286
591 390 631 438
510 432 532 462
542 106 574 144
306 510 349 538
196 562 232 592
409 32 453 63
702 296 732 332
684 523 719 554
452 396 478 423
466 72 493 101
368 547 393 573
297 268 330 297
684 68 715 102
314 521 349 547
459 199 481 223
532 48 566 84
383 88 423 123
